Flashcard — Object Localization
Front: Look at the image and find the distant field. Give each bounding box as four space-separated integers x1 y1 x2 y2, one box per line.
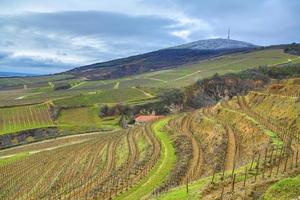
0 103 54 135
58 107 101 125
57 106 120 129
145 49 299 87
68 49 300 90
54 87 153 107
0 48 298 135
0 49 296 106
0 74 74 88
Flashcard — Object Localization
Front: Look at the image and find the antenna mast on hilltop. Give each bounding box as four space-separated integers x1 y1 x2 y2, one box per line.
227 28 231 39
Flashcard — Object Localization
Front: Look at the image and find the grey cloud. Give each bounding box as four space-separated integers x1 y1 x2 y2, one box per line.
174 0 300 44
0 11 187 74
0 54 72 74
3 11 180 40
0 52 10 60
0 0 299 74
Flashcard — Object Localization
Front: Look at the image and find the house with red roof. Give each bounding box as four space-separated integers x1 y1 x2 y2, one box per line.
135 115 164 124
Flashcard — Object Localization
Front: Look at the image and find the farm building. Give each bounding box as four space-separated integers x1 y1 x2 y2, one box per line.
135 115 164 124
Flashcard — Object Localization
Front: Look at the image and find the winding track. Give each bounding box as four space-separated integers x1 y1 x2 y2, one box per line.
180 113 204 181
223 125 238 171
116 118 174 200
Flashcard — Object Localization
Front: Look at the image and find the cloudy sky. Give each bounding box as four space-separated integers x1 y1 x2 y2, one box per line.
0 0 299 74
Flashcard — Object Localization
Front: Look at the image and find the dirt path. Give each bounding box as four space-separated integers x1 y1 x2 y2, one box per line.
102 137 121 177
116 118 175 200
174 70 202 81
114 81 120 89
69 81 86 89
131 86 154 98
269 56 300 67
146 77 167 83
0 131 108 157
224 125 238 171
250 91 299 98
127 128 139 166
63 134 122 199
181 114 203 180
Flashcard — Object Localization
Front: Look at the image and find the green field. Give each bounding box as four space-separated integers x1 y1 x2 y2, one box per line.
57 106 120 129
263 175 300 200
144 49 299 87
54 87 153 107
0 74 74 88
0 48 298 137
0 103 54 135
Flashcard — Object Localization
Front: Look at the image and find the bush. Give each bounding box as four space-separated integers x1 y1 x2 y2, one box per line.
53 82 71 90
160 89 184 106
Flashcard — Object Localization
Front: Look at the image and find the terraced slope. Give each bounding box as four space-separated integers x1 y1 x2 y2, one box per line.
0 123 163 199
155 78 300 200
116 119 176 200
0 78 299 200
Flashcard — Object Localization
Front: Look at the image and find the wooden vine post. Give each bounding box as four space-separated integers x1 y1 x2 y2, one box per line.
283 151 289 173
254 153 261 182
243 167 248 187
296 150 299 168
262 148 268 179
211 167 216 184
186 176 189 194
231 174 236 193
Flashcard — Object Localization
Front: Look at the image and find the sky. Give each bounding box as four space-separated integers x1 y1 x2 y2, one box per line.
0 0 299 75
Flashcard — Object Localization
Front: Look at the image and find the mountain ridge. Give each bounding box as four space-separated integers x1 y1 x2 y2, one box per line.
169 38 257 50
0 72 38 77
67 38 258 80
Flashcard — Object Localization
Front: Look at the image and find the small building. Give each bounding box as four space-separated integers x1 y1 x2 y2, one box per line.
135 115 164 124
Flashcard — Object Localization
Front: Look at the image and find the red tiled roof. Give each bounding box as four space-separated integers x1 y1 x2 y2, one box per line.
135 115 164 122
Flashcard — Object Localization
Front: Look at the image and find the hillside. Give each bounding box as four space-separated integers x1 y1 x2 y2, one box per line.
0 48 298 141
66 38 257 80
0 45 299 199
0 78 299 199
1 42 299 91
169 38 257 50
0 72 37 77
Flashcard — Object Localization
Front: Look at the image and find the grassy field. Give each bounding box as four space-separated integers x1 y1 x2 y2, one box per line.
144 49 299 87
54 87 153 107
58 107 102 125
0 104 120 136
263 175 300 200
0 152 29 167
57 106 120 130
0 74 74 88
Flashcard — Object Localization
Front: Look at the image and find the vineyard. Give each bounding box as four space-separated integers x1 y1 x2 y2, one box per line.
0 78 299 199
0 103 54 135
0 120 165 199
154 78 300 199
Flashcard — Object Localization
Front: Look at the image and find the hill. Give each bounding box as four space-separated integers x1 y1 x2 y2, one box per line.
169 38 257 50
67 38 257 80
0 72 37 77
0 77 299 199
0 41 300 199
